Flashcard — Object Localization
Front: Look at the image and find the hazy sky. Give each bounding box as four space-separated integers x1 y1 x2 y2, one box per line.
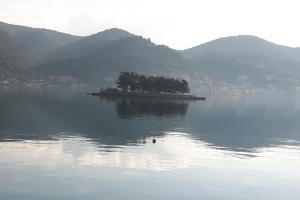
1 0 300 49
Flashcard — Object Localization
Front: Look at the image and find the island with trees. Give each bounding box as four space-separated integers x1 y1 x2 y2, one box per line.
89 72 205 100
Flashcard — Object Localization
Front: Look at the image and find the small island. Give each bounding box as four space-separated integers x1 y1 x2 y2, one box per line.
88 72 205 100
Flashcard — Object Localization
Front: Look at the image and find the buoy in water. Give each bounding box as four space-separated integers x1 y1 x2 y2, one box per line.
152 138 156 144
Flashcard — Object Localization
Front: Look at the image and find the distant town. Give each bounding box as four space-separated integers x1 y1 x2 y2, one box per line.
0 76 84 89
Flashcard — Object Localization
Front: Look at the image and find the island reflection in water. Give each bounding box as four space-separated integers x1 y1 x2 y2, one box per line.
105 96 189 118
0 89 300 153
0 88 300 200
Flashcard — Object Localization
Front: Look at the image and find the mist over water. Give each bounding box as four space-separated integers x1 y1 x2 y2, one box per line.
0 87 299 199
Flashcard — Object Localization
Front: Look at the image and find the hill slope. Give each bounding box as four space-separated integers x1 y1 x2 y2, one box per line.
0 21 80 55
0 29 37 78
39 36 190 85
182 35 300 87
183 35 300 62
45 28 134 63
2 20 300 89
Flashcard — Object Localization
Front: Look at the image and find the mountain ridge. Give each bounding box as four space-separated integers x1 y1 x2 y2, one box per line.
0 21 81 55
2 21 300 88
38 36 190 85
183 35 300 62
44 28 134 63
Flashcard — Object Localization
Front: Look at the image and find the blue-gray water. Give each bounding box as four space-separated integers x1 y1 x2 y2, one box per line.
0 88 300 200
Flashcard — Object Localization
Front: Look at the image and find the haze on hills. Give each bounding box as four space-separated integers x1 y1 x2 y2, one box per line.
1 21 300 89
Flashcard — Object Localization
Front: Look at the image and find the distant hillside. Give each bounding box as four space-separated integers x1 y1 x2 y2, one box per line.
39 34 300 88
0 29 37 78
0 21 80 55
45 28 134 63
2 20 300 89
183 35 300 62
39 36 190 85
182 35 300 87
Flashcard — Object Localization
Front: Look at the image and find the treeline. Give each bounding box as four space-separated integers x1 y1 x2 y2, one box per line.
116 72 190 94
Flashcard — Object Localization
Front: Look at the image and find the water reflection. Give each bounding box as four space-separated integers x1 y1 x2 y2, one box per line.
116 98 188 118
0 88 300 155
1 132 299 172
1 88 300 200
99 97 189 118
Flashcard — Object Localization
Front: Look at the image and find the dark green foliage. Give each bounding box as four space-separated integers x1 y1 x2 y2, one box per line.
116 72 190 94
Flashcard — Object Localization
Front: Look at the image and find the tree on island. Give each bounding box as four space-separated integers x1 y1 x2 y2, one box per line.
116 72 190 95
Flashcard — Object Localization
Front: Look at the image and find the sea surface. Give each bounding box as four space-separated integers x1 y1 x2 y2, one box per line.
0 87 300 200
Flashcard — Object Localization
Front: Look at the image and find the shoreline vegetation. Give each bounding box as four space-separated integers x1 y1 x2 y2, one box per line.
88 72 206 100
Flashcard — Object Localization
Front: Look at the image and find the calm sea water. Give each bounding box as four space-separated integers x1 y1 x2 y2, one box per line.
0 88 300 200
